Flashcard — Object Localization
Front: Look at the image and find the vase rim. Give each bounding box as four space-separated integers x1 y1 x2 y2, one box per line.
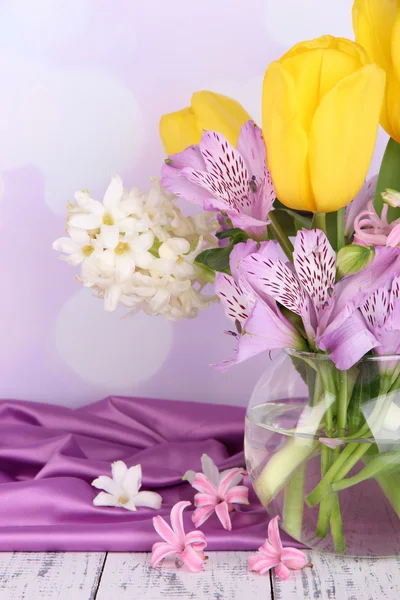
286 349 400 363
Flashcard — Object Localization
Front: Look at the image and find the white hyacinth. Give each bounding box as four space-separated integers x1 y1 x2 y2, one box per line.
53 175 218 320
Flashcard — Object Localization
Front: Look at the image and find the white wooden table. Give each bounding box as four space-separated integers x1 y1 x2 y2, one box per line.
0 551 399 599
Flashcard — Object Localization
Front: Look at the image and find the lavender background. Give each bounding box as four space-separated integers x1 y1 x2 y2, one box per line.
0 0 387 407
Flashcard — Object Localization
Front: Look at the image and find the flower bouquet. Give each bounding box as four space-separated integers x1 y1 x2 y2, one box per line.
54 0 400 556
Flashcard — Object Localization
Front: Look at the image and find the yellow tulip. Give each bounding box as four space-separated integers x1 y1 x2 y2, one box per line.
353 0 400 143
262 35 386 212
159 91 252 155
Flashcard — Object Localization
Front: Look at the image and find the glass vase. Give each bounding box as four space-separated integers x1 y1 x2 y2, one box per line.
245 350 400 557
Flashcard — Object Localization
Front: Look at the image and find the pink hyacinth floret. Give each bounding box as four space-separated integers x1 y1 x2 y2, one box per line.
248 516 310 581
183 454 249 531
151 501 207 573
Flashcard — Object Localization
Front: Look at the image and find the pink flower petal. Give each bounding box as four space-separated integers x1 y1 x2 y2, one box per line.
192 473 218 496
150 542 178 568
180 544 206 573
192 505 216 528
152 515 179 547
217 468 245 498
259 540 281 559
170 501 191 543
275 562 292 581
224 485 249 505
184 530 208 551
268 516 283 552
194 493 218 507
214 273 252 328
319 437 344 449
281 548 309 570
215 501 232 531
248 553 279 573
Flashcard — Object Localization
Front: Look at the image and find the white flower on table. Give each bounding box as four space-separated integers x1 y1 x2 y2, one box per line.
92 461 162 511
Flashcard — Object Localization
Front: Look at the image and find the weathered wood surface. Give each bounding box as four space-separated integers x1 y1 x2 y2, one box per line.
272 551 400 600
96 551 272 600
0 550 399 599
0 551 106 600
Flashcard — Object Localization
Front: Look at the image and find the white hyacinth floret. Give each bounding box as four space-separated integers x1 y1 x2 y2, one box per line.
53 175 219 320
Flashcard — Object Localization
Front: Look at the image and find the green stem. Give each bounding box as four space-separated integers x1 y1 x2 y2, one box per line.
313 212 327 233
330 495 346 553
268 212 294 260
336 207 345 252
337 371 348 437
283 464 306 540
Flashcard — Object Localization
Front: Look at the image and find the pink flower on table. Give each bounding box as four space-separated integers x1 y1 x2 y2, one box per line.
161 121 276 238
183 454 249 531
151 501 207 573
248 516 310 581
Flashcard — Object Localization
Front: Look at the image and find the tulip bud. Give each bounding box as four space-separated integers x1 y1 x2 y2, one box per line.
336 244 375 278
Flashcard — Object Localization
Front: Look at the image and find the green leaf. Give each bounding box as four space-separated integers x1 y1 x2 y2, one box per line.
195 246 232 274
216 228 246 240
277 208 313 230
374 137 400 223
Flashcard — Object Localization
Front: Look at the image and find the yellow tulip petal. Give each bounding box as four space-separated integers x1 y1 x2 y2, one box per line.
352 0 397 72
159 107 202 155
282 48 361 133
385 71 400 142
308 64 386 213
262 62 315 212
191 91 252 147
283 35 369 65
391 9 400 84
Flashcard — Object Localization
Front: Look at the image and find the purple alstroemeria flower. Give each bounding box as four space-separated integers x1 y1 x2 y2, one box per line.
161 121 276 237
241 229 400 370
214 240 307 371
360 277 400 361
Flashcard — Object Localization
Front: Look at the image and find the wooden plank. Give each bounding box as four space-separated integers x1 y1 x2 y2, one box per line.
272 551 400 600
96 551 272 600
0 552 106 600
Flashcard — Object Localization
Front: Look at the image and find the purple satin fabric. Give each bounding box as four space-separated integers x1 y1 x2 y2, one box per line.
0 396 300 551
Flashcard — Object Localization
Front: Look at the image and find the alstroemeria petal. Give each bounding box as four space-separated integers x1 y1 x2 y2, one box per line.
215 501 232 531
275 562 291 581
180 544 206 573
200 454 221 487
217 468 245 497
92 492 119 507
162 162 211 207
293 229 336 314
171 501 191 543
191 473 218 496
242 253 307 318
281 548 309 570
112 460 128 487
192 505 216 528
224 485 250 505
91 476 120 496
153 515 179 547
319 312 379 370
268 516 283 552
122 464 142 497
214 273 252 327
134 490 162 510
236 121 266 181
150 542 178 568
